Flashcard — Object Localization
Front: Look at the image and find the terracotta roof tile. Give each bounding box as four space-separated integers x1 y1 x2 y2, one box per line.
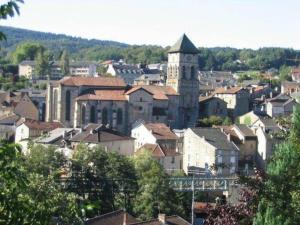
138 143 180 158
145 123 178 140
126 85 178 100
76 90 127 101
23 119 63 131
86 209 138 225
59 76 126 87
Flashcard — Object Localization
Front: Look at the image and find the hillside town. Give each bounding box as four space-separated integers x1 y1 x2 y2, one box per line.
1 1 300 225
1 32 300 224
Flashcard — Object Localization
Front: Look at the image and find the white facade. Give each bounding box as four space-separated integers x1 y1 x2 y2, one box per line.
131 123 157 150
183 128 239 176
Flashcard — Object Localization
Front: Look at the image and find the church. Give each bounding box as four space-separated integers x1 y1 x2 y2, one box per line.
46 34 200 134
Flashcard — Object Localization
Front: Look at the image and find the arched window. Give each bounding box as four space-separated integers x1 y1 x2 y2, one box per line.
102 107 108 125
90 105 96 123
191 66 195 79
81 105 86 125
117 108 123 125
53 89 58 120
65 90 71 121
182 66 186 79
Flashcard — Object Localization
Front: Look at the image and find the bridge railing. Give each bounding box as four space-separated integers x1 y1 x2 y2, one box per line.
168 177 237 191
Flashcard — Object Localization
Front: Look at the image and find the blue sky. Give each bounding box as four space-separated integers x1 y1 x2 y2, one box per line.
1 0 300 49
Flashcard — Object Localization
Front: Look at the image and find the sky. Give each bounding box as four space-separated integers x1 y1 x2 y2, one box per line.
1 0 300 49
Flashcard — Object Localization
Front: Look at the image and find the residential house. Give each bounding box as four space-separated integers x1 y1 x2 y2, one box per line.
130 214 191 225
36 127 79 158
16 88 46 121
230 124 257 173
199 95 227 118
14 94 39 120
183 128 239 176
291 68 300 83
214 86 249 119
70 124 135 156
85 211 190 225
266 94 298 117
15 119 62 152
19 60 97 79
281 81 300 95
85 209 138 225
137 143 182 174
0 114 21 141
131 122 178 151
134 74 164 86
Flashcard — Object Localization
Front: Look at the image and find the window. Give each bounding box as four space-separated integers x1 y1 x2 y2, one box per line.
217 156 223 163
65 90 71 121
230 166 236 174
230 156 236 164
171 156 175 164
138 106 143 111
117 108 123 125
191 66 195 79
81 105 86 125
90 105 96 123
182 66 186 79
140 97 143 102
102 107 108 125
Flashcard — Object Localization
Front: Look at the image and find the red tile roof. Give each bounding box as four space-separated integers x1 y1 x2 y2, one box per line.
85 210 138 225
126 85 178 100
76 90 127 101
144 123 178 140
59 76 126 87
138 143 180 157
23 119 63 131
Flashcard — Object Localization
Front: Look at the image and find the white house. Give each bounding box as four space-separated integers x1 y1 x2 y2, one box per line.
131 122 178 151
183 128 239 176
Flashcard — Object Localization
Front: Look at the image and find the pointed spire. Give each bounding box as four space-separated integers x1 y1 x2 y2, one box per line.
168 34 199 54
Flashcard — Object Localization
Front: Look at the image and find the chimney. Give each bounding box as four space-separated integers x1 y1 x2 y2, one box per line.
123 211 127 225
158 214 166 224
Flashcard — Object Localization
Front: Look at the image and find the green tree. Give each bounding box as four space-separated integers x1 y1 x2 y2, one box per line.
0 141 82 224
279 65 292 81
10 42 45 64
0 0 23 41
60 49 70 76
254 106 300 225
35 49 51 78
133 151 182 220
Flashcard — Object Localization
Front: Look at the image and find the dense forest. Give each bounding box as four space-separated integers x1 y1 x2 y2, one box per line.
1 26 300 71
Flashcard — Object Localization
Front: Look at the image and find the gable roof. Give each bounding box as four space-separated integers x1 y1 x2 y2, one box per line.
14 94 39 120
168 34 199 54
190 127 237 151
144 123 178 140
85 210 138 225
71 124 134 143
59 76 126 87
233 124 256 138
126 85 178 100
22 119 63 131
129 215 191 225
138 143 180 158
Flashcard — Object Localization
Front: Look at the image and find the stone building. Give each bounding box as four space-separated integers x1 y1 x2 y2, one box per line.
46 34 201 132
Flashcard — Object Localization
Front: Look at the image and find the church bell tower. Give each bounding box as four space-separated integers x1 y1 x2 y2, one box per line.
166 34 200 128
